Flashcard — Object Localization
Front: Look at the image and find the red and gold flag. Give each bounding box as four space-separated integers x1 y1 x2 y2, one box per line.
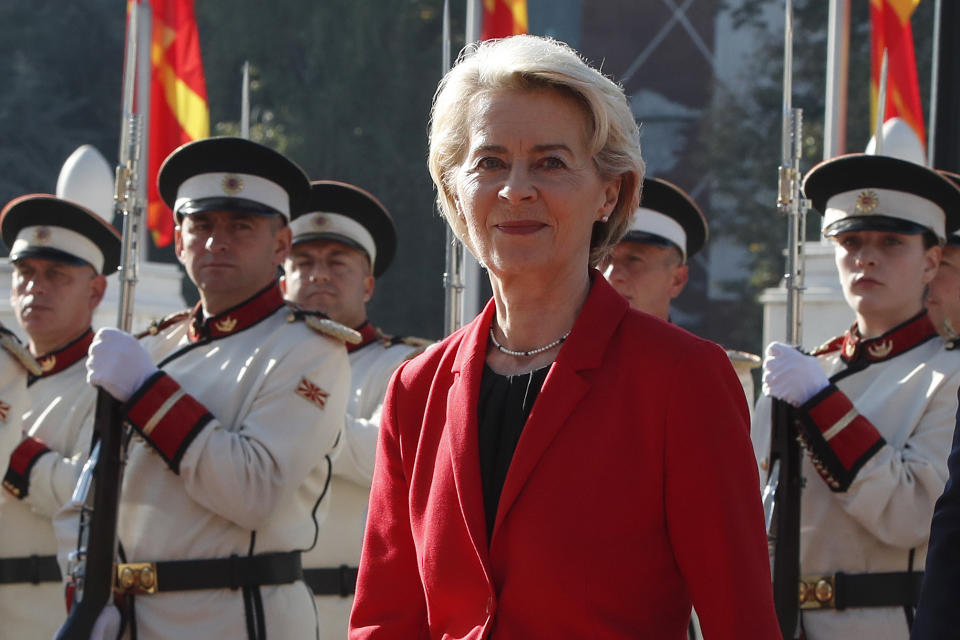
870 0 924 148
481 0 528 40
144 0 209 247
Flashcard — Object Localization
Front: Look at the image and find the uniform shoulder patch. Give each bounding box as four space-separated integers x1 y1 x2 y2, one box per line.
810 335 844 356
284 303 362 344
0 326 41 376
136 310 191 339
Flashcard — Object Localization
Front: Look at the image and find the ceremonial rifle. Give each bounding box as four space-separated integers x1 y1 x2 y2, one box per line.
57 3 150 637
761 1 809 637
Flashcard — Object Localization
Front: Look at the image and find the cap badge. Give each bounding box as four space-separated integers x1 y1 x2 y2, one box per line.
39 355 56 373
33 227 52 244
221 175 245 195
867 339 893 359
855 190 879 214
214 316 238 333
313 215 327 229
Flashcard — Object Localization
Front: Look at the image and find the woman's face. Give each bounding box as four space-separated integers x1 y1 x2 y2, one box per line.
453 88 620 278
832 229 940 327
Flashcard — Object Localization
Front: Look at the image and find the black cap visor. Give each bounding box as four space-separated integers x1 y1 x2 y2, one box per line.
176 197 285 221
10 246 95 269
621 230 682 251
291 231 371 260
823 214 928 237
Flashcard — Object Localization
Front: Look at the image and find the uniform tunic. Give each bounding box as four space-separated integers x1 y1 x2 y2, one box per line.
117 284 349 639
1 330 95 638
306 322 424 640
752 312 960 639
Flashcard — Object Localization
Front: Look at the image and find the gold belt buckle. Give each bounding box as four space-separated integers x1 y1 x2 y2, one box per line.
114 562 158 595
798 574 835 609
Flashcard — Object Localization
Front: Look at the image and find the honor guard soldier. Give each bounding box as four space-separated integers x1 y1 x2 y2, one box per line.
281 180 429 640
82 137 352 639
0 195 119 637
752 154 960 639
912 170 960 638
602 177 760 404
925 172 960 348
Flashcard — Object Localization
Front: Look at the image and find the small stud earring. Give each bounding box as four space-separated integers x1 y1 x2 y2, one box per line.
600 215 610 223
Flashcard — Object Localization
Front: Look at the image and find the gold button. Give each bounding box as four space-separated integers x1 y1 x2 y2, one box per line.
798 581 808 604
139 565 156 589
760 459 769 471
119 566 136 590
815 578 834 603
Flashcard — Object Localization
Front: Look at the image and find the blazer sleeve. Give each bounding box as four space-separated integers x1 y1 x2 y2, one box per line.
911 398 960 639
349 360 430 639
664 341 782 640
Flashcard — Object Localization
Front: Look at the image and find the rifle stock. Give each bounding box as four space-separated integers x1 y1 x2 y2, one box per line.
769 398 801 638
55 391 124 639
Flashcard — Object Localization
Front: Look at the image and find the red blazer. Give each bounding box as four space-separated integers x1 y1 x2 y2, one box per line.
350 274 781 639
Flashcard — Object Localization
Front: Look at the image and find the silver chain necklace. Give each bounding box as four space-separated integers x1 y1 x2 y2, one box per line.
489 327 571 357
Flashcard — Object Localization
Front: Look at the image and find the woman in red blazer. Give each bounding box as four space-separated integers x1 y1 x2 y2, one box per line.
350 35 781 640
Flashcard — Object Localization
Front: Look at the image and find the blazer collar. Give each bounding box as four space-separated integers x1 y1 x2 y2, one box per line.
447 271 629 552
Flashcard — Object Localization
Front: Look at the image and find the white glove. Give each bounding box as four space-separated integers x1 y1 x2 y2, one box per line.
761 341 829 407
86 327 158 403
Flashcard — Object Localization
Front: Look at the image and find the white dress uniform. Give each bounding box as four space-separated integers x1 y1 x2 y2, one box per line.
303 322 426 640
752 312 960 639
0 327 51 638
114 284 350 639
2 331 97 637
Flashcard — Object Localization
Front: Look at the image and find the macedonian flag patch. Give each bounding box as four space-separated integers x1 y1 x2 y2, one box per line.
296 377 329 409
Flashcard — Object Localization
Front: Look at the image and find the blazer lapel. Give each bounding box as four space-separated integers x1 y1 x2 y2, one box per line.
446 300 498 561
492 273 628 539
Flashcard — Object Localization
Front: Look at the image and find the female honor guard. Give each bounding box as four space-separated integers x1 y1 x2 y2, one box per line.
753 154 960 639
82 138 352 639
0 195 119 638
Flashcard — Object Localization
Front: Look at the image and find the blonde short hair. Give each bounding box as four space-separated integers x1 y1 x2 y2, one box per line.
428 35 644 267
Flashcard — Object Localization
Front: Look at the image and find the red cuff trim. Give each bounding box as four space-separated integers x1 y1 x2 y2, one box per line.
798 385 885 491
125 372 212 474
3 436 51 499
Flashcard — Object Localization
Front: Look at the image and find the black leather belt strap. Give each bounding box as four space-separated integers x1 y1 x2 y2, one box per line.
835 571 924 609
0 554 61 584
303 566 358 596
149 551 302 592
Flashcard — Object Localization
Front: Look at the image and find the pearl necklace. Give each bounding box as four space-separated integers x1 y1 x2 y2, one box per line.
489 327 571 357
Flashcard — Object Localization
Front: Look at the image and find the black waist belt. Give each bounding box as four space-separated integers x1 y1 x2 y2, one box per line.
799 571 924 610
115 551 302 594
0 554 61 584
303 566 358 597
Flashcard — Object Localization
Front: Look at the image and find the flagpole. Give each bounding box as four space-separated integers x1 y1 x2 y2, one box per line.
136 1 152 263
461 0 485 327
241 61 251 139
823 0 849 160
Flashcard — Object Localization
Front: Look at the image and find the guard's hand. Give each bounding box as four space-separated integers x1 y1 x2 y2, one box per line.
86 327 158 403
761 341 829 407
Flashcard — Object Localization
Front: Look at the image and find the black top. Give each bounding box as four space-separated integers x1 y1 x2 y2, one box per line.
477 364 550 541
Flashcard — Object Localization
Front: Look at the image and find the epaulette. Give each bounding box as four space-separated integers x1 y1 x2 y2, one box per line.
136 310 191 339
810 336 844 357
0 325 41 376
285 304 362 344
